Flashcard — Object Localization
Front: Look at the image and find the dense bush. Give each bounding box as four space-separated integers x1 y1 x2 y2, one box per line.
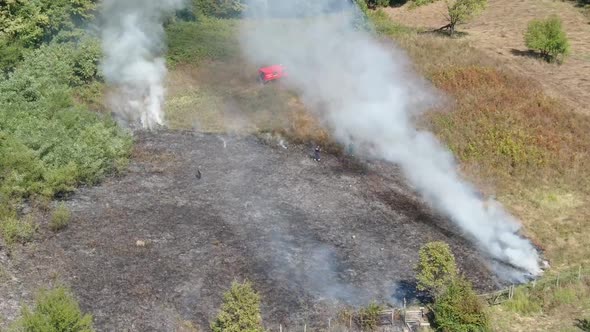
0 215 37 245
525 16 570 63
13 286 94 332
211 281 264 332
415 241 458 296
192 0 246 18
50 203 71 232
432 277 490 332
0 0 96 47
357 302 383 331
0 39 131 201
0 0 96 73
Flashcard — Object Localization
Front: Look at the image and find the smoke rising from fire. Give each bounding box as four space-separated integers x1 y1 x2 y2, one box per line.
240 0 541 280
100 0 185 129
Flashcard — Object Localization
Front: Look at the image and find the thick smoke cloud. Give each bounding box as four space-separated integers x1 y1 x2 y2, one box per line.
101 0 185 129
240 0 541 280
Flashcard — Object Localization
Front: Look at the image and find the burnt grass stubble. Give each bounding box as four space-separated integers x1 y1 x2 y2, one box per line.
2 131 507 331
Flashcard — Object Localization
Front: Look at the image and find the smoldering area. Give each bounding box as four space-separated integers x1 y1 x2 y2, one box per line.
2 131 506 331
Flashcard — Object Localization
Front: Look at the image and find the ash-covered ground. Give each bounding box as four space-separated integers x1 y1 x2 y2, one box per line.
1 131 505 331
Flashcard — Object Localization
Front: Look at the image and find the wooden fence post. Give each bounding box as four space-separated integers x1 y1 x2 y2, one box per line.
579 266 582 281
279 324 282 332
557 273 560 288
304 324 306 332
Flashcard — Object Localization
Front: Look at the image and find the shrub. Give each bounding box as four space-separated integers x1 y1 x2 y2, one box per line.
13 286 94 332
415 241 458 296
0 216 37 245
50 203 71 232
0 40 132 201
192 0 246 18
369 9 415 38
211 281 264 332
357 302 383 331
525 16 570 63
445 0 487 36
432 277 490 332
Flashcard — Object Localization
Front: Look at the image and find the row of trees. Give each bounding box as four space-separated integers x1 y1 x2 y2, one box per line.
210 241 491 332
415 242 490 331
9 242 486 331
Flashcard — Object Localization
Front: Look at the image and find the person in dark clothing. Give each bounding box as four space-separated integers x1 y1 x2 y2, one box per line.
314 146 321 162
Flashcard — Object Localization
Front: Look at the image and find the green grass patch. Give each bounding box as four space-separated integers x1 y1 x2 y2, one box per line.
0 40 132 201
0 216 37 245
504 288 542 315
167 17 239 65
369 9 416 38
50 203 71 232
12 286 94 332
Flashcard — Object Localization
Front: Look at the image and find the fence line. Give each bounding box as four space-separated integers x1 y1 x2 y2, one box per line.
479 265 590 305
270 266 590 331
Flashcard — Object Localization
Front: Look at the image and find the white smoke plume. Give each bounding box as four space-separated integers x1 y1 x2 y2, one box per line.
101 0 185 129
240 0 541 280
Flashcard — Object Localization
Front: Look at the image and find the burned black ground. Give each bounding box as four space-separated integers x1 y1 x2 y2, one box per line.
1 131 504 331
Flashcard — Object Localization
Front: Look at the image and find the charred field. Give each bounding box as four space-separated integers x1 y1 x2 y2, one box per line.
1 130 509 331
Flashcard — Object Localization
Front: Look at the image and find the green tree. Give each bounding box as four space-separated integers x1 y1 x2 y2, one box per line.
415 241 458 296
357 302 383 331
444 0 487 36
12 286 94 332
211 281 264 332
525 16 570 63
0 0 96 46
432 277 490 332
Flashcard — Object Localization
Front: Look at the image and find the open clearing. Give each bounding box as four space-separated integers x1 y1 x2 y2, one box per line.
0 131 503 331
386 0 590 113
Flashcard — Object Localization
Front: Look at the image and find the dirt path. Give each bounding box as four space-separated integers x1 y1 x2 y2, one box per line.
0 132 501 331
386 0 590 113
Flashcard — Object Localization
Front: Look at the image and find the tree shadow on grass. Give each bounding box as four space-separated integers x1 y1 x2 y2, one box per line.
420 29 469 38
574 318 590 331
510 48 547 61
389 0 409 7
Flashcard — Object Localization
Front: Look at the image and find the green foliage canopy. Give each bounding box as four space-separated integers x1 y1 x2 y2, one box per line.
445 0 487 35
525 16 570 63
12 286 94 332
0 38 131 201
432 277 490 332
415 241 458 296
211 281 264 332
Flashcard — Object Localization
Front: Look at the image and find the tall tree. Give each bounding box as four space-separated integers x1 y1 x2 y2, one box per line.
415 241 458 296
211 281 264 332
444 0 487 36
